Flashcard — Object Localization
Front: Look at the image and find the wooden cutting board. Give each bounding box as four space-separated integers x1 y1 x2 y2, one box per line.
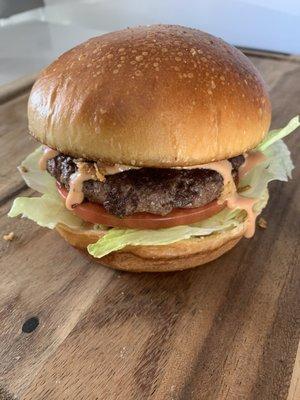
0 52 299 400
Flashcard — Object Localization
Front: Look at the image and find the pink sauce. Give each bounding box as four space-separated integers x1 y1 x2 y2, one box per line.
65 158 260 236
194 159 259 238
39 147 59 170
197 160 234 186
39 145 261 236
239 151 266 179
96 163 140 176
66 163 139 210
65 166 97 210
226 194 257 238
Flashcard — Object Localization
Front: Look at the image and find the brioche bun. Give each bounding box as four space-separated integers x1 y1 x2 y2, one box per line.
55 223 247 272
28 25 271 167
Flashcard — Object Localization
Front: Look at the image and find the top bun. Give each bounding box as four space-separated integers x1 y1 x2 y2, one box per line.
28 25 271 167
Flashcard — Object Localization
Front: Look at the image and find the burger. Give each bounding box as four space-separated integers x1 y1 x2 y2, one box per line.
9 25 299 272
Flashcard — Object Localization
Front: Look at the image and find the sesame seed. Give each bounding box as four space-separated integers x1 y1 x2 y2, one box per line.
142 51 148 56
135 55 143 61
187 72 193 78
211 80 216 89
220 75 225 81
153 62 159 67
207 89 213 95
130 60 136 65
118 48 125 53
107 54 113 59
135 70 142 76
175 57 181 62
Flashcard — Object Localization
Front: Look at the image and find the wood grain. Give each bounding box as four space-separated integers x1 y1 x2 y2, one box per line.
0 55 299 400
0 74 37 105
288 342 300 400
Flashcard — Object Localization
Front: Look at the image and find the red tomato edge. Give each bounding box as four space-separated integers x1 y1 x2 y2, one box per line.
57 183 225 229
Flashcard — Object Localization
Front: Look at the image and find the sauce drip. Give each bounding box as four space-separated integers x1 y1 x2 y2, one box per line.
66 163 97 210
196 160 234 186
39 145 261 236
192 159 258 238
96 163 140 176
226 194 257 238
39 147 59 170
65 158 260 236
239 151 266 179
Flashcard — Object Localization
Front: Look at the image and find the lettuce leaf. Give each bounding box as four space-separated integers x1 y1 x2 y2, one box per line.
8 147 84 229
9 193 83 229
17 147 57 195
256 116 300 151
87 212 243 258
88 138 295 258
8 116 299 259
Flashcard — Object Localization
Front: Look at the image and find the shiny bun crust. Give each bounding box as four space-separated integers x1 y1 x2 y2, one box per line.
55 223 246 272
28 25 271 167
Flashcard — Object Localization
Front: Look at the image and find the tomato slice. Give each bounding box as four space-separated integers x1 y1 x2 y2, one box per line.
57 184 225 229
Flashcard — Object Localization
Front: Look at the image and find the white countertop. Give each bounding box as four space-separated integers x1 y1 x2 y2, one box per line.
1 0 300 86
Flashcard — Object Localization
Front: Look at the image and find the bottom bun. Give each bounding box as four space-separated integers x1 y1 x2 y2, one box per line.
56 222 247 272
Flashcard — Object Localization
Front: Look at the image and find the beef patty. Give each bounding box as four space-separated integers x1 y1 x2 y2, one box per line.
47 154 244 217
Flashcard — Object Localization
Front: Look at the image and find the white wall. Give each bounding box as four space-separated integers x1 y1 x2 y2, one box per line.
1 0 299 85
41 0 300 53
